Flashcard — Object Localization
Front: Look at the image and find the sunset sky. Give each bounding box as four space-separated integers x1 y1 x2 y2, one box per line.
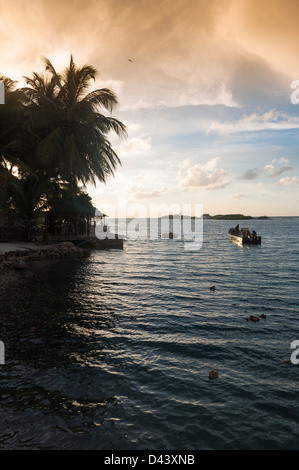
1 0 299 216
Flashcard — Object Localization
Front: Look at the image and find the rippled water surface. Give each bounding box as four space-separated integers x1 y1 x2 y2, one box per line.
0 218 299 449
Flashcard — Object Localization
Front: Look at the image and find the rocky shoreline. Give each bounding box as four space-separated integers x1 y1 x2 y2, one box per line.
0 242 88 273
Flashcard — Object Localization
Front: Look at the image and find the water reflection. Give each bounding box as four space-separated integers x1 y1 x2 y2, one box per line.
1 258 122 367
0 257 125 449
0 218 298 450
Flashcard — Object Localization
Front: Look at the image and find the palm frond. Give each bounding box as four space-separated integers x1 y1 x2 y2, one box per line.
83 88 119 112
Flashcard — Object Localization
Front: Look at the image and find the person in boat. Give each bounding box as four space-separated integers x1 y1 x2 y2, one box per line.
252 230 257 240
241 228 250 240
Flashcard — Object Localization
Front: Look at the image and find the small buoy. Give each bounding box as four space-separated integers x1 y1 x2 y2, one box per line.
249 315 259 323
209 370 218 379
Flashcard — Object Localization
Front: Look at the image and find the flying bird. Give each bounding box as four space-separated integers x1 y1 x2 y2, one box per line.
128 59 133 62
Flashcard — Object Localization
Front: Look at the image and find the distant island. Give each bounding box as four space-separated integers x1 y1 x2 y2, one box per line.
160 214 269 220
160 214 195 219
203 214 269 220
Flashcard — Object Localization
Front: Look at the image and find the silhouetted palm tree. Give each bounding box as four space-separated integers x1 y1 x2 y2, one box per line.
0 75 29 218
22 55 127 187
0 57 126 233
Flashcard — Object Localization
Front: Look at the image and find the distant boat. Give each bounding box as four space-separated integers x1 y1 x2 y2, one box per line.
228 224 261 245
159 232 177 239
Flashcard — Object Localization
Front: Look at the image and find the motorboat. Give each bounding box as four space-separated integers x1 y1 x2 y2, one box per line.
228 224 261 245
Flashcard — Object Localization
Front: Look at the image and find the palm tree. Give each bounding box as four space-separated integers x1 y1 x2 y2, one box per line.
0 76 48 225
21 55 127 188
0 58 126 238
0 127 52 237
0 75 28 219
0 75 27 134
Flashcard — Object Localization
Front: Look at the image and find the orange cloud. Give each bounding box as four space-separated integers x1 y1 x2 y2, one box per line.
0 0 298 108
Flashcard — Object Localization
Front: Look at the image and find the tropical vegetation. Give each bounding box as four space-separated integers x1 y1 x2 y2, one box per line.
0 55 126 239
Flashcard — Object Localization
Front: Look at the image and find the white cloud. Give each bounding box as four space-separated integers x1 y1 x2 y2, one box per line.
278 157 290 164
279 176 299 186
264 164 274 172
239 160 293 181
206 110 299 134
116 136 151 154
123 121 141 132
178 157 229 191
177 159 192 174
265 165 293 177
264 158 293 177
172 83 238 108
95 78 124 97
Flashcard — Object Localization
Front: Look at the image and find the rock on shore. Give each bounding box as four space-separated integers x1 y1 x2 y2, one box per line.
0 242 87 272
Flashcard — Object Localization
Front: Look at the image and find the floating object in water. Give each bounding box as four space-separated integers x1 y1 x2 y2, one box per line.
284 359 292 364
209 370 218 379
209 285 215 291
249 315 259 323
259 314 267 319
160 232 177 239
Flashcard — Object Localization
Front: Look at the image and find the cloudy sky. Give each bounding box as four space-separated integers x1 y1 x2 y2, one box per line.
1 0 299 216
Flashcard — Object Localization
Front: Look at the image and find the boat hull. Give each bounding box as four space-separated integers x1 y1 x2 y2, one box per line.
228 232 261 245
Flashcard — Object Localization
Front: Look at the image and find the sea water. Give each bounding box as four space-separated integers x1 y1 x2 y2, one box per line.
0 218 298 449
